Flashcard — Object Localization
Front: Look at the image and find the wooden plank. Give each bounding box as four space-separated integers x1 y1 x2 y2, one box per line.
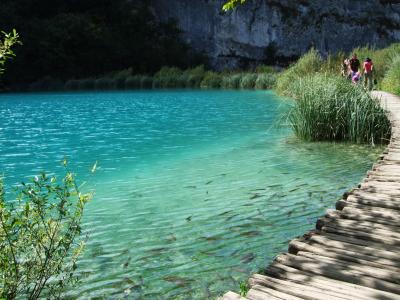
321 224 400 246
221 291 249 300
308 234 400 261
297 251 400 283
319 217 400 238
265 263 400 300
247 285 303 300
289 239 400 269
249 274 350 300
275 253 400 294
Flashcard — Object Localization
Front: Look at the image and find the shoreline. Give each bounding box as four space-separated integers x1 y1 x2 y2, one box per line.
222 91 400 300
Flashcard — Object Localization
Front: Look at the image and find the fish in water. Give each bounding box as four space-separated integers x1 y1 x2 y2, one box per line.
289 187 300 192
148 247 169 254
205 180 213 185
201 235 222 242
250 193 263 200
184 185 196 189
186 215 192 222
163 275 194 287
268 184 282 188
241 253 256 263
218 210 233 216
225 213 239 221
239 230 262 237
287 210 294 217
166 234 177 242
122 256 131 268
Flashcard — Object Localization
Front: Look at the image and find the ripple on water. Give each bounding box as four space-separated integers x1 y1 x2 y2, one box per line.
0 90 382 299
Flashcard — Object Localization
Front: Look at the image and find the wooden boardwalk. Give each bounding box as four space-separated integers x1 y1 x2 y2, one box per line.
221 91 400 300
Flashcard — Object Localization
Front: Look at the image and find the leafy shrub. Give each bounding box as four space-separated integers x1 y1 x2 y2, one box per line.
112 68 132 89
64 79 80 90
276 49 323 96
382 55 400 96
125 75 142 89
221 74 244 89
287 73 391 144
95 77 115 90
154 67 182 88
0 167 92 299
200 71 222 88
140 76 153 89
255 73 277 89
184 65 206 88
240 73 258 89
78 78 95 90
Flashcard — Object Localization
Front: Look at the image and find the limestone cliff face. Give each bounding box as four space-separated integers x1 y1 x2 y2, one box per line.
150 0 400 69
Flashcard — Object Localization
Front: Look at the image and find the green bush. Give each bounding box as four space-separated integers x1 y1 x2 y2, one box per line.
382 55 400 96
154 66 182 88
200 71 222 88
221 74 242 89
287 73 391 144
184 65 206 88
64 79 80 90
94 77 115 90
140 76 153 89
255 73 277 89
0 168 91 299
112 68 132 89
125 75 142 89
240 73 258 89
78 78 95 90
276 49 323 96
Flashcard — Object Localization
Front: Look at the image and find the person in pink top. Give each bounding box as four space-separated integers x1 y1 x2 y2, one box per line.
363 57 374 91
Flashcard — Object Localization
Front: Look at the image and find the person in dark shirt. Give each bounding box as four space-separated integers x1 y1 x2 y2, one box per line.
349 53 360 78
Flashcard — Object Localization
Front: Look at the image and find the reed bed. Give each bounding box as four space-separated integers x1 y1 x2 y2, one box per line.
382 55 400 96
288 74 391 144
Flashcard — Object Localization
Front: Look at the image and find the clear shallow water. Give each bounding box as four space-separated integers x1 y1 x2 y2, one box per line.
0 90 382 299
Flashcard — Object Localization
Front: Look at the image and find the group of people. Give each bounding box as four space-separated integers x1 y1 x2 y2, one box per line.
341 54 374 91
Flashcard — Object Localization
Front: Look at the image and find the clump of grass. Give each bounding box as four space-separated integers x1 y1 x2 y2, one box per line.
154 66 183 88
184 65 206 88
255 65 276 74
239 281 250 297
221 74 243 89
276 49 323 96
287 73 391 145
255 73 277 89
240 73 258 89
382 55 400 96
200 71 222 88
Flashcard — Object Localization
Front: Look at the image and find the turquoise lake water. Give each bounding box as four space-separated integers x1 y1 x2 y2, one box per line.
0 90 382 299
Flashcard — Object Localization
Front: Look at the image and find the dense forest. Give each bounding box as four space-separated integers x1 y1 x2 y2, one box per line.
0 0 205 89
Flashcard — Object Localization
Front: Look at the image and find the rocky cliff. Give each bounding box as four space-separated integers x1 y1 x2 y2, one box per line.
150 0 400 69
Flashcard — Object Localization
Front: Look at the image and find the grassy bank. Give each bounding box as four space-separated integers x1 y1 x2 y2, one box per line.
30 65 277 92
276 47 397 145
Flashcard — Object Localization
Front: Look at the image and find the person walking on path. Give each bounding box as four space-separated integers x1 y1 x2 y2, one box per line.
349 53 360 78
363 57 374 91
